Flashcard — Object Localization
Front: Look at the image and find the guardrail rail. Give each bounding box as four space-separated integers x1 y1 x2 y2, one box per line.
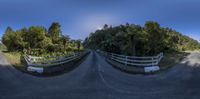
98 50 163 72
24 51 88 73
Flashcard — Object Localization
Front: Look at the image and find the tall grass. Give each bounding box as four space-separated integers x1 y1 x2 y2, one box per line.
3 52 26 71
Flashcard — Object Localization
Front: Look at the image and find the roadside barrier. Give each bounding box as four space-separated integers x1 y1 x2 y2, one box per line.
24 51 89 73
98 50 163 73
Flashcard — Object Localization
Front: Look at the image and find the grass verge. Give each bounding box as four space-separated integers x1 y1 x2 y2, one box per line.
159 51 189 70
3 51 26 72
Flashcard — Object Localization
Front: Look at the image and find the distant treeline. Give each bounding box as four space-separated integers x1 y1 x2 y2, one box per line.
84 21 200 56
2 22 83 55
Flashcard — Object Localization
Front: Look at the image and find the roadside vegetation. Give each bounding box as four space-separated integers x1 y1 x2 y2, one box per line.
1 22 84 71
159 51 189 70
0 44 5 51
84 21 200 68
3 52 26 71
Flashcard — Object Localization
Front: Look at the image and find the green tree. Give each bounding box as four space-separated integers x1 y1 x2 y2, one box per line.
144 21 164 55
126 24 143 55
2 27 26 51
61 35 70 51
1 23 85 54
2 27 15 51
27 26 47 49
76 39 82 51
84 21 200 56
48 22 61 44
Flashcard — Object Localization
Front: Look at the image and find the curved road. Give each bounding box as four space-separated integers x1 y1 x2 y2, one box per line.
0 51 200 99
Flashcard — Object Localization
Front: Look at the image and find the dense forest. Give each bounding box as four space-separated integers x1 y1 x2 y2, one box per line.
84 21 200 56
2 22 83 56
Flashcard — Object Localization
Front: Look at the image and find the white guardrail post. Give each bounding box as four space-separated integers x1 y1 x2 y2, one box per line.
125 56 128 66
111 53 113 60
151 57 154 66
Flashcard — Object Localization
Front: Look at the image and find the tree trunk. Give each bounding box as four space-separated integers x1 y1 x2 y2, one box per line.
64 44 66 52
131 37 136 56
132 43 136 56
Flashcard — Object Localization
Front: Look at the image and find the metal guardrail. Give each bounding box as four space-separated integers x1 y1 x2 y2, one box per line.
24 51 88 73
98 50 163 67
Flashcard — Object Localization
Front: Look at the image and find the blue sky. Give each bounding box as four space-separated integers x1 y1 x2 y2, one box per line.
0 0 200 41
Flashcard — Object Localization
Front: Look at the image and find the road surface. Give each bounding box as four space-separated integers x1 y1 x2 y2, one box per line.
0 51 200 99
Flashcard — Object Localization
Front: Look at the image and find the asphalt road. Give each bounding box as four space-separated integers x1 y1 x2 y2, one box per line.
0 51 200 99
